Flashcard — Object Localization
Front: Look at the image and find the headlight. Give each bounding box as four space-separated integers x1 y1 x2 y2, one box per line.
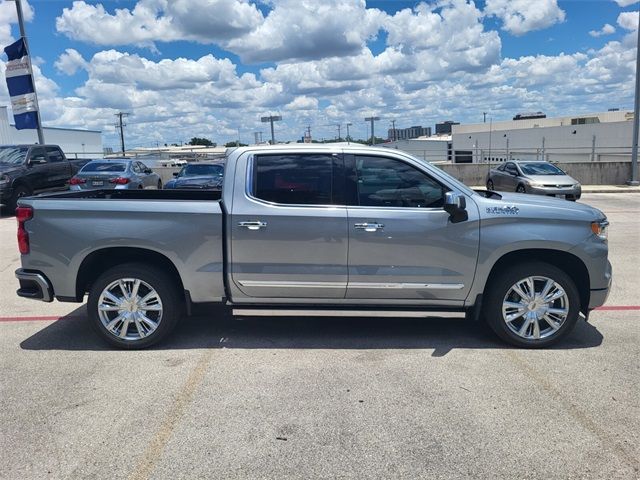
0 174 10 185
529 181 543 187
573 183 581 189
591 219 609 241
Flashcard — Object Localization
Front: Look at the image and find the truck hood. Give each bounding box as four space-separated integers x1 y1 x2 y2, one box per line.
0 163 25 176
478 191 605 221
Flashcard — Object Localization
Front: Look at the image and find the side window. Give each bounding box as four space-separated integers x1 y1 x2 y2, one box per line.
28 147 47 164
137 162 149 173
497 163 506 171
355 156 448 208
45 147 64 163
132 162 142 174
253 154 333 205
505 162 518 175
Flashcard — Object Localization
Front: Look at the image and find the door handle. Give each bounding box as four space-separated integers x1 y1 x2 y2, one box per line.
238 221 267 231
354 222 384 232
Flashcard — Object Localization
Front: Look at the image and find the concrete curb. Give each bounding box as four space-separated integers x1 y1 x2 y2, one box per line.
471 186 640 194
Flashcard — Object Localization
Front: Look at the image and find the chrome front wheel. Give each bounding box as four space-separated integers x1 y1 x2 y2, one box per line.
98 278 163 341
502 276 569 340
484 262 580 347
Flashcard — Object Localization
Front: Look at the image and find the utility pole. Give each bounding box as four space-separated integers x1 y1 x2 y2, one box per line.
364 116 380 145
346 122 352 143
261 115 282 144
629 7 640 185
115 112 128 155
13 0 45 144
305 125 312 143
391 119 396 141
483 112 487 123
337 124 341 141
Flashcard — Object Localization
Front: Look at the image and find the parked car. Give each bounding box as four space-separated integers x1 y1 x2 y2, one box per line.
164 162 224 190
486 160 581 201
0 144 90 211
70 159 162 190
15 144 610 349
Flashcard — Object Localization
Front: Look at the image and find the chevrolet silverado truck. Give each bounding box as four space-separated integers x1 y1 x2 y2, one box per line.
14 144 611 348
0 144 90 212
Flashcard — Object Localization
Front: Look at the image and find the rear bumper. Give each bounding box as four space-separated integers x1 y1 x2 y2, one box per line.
15 268 53 302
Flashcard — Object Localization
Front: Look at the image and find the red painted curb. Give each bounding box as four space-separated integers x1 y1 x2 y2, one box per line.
0 315 82 323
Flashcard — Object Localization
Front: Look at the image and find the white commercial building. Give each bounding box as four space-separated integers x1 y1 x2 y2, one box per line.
381 135 452 163
0 106 103 158
451 110 634 163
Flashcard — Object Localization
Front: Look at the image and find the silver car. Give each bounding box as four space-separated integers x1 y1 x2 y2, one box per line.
486 160 581 201
70 159 162 190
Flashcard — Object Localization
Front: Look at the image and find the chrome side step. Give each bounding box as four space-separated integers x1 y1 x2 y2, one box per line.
232 309 464 318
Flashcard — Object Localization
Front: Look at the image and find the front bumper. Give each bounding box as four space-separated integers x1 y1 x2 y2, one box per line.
588 260 612 309
15 268 53 302
528 185 581 199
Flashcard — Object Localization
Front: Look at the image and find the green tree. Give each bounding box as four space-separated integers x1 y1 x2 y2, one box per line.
188 137 216 147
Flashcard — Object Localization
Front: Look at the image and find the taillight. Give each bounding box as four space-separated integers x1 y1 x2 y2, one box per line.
109 177 130 185
69 176 86 185
16 206 33 254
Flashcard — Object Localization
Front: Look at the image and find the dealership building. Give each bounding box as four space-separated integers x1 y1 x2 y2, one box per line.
0 106 102 158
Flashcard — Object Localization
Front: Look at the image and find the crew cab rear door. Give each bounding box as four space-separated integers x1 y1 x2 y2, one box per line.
229 151 348 299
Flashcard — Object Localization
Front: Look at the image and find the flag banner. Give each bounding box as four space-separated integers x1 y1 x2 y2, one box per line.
4 37 39 130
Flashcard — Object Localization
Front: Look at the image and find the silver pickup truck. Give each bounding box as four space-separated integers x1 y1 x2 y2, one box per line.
15 144 611 348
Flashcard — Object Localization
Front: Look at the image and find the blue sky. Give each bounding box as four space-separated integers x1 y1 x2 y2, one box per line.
1 0 639 148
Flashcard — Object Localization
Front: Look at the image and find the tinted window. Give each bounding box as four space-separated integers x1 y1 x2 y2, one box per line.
138 162 151 172
180 164 224 177
81 162 126 172
253 154 333 205
132 162 142 173
45 147 64 163
505 163 518 174
29 148 47 163
355 156 447 208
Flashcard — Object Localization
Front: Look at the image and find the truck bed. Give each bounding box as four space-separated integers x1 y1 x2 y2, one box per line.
18 188 225 304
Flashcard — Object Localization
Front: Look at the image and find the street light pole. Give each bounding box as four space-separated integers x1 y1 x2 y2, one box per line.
261 115 282 144
13 0 45 145
364 116 380 145
629 8 640 185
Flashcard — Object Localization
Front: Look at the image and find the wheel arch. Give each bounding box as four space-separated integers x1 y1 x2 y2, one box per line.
484 249 590 312
76 247 185 301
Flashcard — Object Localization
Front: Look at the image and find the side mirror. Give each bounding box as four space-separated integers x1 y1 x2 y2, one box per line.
443 192 468 223
145 168 153 174
173 172 179 177
28 157 46 166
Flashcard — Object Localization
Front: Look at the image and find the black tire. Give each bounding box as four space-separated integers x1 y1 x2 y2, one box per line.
157 180 162 190
87 263 183 349
516 184 526 193
486 179 494 190
9 184 31 213
483 262 580 348
138 184 144 189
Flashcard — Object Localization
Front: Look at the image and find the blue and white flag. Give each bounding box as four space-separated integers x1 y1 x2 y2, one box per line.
4 38 39 130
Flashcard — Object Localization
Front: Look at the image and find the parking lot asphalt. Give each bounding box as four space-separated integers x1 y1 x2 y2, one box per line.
0 193 639 479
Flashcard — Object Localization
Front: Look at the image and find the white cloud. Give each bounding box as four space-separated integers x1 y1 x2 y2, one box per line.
225 0 386 63
590 23 616 37
54 49 87 75
613 0 639 6
55 0 264 48
618 11 639 30
0 0 34 47
285 96 319 111
484 0 566 36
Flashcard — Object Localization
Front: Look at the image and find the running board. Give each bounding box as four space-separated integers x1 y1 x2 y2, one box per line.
232 309 465 318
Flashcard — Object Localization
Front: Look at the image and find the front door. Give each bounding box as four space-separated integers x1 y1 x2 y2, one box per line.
230 151 348 299
345 154 479 302
45 146 71 189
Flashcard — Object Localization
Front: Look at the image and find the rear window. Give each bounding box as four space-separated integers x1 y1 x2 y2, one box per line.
253 154 333 205
81 162 127 173
180 164 224 177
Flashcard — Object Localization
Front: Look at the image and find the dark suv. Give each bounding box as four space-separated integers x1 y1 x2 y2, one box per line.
0 144 90 212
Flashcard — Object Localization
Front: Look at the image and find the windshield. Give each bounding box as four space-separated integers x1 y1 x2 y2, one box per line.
81 162 127 173
519 162 565 176
0 147 29 164
178 164 224 177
